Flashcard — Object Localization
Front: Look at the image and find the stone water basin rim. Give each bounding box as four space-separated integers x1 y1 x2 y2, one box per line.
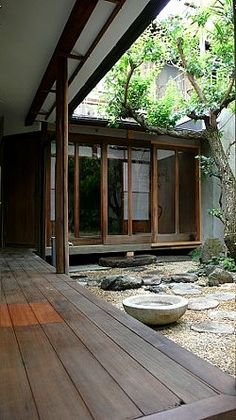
123 294 188 325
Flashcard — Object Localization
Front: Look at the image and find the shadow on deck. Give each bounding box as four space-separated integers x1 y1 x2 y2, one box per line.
0 249 235 419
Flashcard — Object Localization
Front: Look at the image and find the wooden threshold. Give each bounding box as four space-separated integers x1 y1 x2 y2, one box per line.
151 241 202 248
0 248 235 420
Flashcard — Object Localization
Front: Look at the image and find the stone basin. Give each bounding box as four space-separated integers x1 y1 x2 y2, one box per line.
122 294 188 325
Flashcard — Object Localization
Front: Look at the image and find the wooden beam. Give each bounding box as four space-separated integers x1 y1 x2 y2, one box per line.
61 53 84 60
25 0 99 126
104 0 122 3
55 57 69 274
68 0 170 116
45 0 127 121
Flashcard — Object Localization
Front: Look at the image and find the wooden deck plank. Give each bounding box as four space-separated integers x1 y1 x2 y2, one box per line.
0 280 39 420
1 269 93 420
24 271 182 415
34 272 218 403
139 395 236 419
10 264 146 420
59 272 236 396
1 249 235 420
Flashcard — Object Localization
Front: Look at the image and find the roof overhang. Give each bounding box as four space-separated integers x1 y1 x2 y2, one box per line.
0 0 169 136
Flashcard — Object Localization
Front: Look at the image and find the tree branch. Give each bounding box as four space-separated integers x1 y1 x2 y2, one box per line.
212 93 235 116
187 110 209 122
177 38 208 104
128 107 205 140
220 77 235 108
123 59 141 107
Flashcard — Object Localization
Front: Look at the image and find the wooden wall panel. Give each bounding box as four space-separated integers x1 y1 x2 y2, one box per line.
3 134 40 247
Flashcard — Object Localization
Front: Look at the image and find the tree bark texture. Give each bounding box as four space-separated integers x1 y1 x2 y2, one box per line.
205 128 236 259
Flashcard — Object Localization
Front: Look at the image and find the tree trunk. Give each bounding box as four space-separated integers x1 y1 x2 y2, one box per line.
205 128 236 259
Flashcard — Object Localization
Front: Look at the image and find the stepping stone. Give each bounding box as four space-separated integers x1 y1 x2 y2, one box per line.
146 285 168 294
99 254 157 268
191 321 234 334
170 274 198 283
171 283 202 296
188 298 219 311
142 276 162 286
209 310 236 321
207 292 235 301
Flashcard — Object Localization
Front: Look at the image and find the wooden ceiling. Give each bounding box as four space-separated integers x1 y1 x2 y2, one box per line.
0 0 169 135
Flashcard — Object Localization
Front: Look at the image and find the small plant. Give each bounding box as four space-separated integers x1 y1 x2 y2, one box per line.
207 255 236 271
189 247 201 262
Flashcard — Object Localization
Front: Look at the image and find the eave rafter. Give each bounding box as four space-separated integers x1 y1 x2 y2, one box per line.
45 0 127 121
25 0 99 126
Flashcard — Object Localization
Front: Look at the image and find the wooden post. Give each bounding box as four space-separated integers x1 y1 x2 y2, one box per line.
55 57 69 274
101 143 108 243
151 145 158 243
74 143 79 237
128 145 132 236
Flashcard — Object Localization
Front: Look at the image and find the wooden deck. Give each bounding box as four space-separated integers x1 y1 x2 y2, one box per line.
0 249 235 420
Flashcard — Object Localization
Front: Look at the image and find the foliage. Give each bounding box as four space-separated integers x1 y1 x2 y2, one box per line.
189 247 201 262
206 255 236 271
102 0 235 257
103 0 235 129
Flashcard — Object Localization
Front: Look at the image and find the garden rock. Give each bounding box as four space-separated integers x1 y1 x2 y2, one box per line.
200 238 226 263
169 274 198 283
146 285 168 294
188 298 219 311
208 310 236 321
100 275 143 291
207 292 235 301
191 321 234 334
142 276 162 286
207 268 233 286
171 283 202 296
203 264 218 276
99 254 157 268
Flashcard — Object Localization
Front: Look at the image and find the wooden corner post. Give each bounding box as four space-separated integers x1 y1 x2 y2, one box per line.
55 57 69 274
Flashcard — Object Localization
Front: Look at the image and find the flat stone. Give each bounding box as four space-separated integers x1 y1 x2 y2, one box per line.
191 321 234 334
207 292 235 301
171 283 202 296
170 274 198 283
209 310 236 321
99 254 157 268
100 275 143 291
142 276 162 286
188 298 219 311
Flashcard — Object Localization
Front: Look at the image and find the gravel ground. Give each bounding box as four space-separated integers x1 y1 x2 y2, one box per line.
73 260 236 377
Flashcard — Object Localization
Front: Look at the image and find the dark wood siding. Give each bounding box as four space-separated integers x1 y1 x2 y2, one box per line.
3 134 40 247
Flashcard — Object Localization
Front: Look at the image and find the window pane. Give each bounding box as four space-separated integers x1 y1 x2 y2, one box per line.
157 149 175 234
108 145 128 235
179 151 196 237
132 148 151 234
79 145 101 236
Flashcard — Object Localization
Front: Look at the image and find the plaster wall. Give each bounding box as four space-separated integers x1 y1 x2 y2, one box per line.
218 109 235 176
